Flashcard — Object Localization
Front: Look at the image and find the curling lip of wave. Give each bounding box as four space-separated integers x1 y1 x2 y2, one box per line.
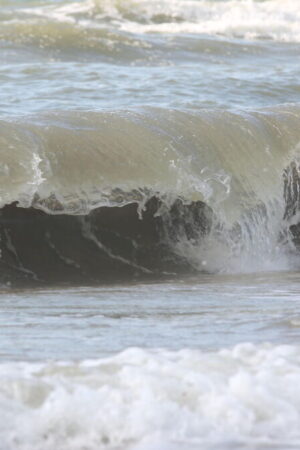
0 104 299 218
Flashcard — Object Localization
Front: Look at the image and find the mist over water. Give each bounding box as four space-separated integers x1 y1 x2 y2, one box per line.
1 0 300 449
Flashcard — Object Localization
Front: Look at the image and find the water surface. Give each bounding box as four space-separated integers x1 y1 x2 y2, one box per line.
1 0 300 449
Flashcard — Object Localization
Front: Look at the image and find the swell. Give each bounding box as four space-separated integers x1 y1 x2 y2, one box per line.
0 16 264 63
0 20 151 61
0 105 300 285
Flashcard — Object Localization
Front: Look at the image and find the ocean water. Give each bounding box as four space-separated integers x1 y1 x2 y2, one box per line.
1 0 300 448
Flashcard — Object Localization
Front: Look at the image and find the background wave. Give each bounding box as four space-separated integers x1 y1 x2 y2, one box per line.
1 0 300 44
1 0 300 62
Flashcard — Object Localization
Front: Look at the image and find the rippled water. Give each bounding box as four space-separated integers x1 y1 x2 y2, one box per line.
2 272 300 361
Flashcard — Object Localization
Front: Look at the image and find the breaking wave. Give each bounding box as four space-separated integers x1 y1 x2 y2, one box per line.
0 105 300 285
1 0 300 60
1 343 300 450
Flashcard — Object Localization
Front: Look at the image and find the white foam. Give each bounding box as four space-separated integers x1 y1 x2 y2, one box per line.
1 344 300 449
15 0 300 43
173 198 298 274
95 0 300 43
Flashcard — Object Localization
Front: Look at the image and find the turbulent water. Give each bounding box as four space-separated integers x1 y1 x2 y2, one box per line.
1 0 300 449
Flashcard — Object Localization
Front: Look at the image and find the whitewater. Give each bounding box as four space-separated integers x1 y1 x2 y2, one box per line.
1 0 300 449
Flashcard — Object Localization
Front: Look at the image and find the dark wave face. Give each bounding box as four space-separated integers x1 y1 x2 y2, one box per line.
0 198 212 285
0 106 299 285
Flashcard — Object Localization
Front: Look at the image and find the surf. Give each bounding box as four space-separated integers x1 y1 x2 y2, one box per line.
0 105 299 285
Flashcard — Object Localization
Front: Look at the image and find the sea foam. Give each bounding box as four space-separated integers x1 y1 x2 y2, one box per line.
1 344 300 449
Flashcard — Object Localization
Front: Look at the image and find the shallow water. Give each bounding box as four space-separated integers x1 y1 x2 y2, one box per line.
2 274 300 449
2 272 300 361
